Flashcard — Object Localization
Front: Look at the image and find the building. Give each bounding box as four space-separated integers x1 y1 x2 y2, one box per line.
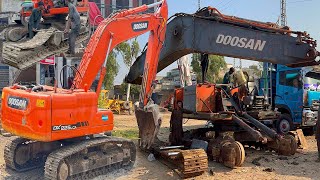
90 0 157 17
157 68 197 91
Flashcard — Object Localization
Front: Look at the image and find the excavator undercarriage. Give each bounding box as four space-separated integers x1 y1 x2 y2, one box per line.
5 136 136 179
2 26 89 69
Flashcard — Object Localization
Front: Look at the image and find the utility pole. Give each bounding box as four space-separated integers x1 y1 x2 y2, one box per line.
198 0 201 10
280 0 287 26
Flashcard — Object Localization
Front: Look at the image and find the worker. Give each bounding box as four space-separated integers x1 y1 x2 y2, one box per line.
28 2 45 38
222 67 235 91
169 101 184 145
200 53 209 83
177 55 192 87
64 0 81 55
231 69 248 101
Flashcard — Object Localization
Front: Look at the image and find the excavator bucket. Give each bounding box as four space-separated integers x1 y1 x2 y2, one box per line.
135 103 162 149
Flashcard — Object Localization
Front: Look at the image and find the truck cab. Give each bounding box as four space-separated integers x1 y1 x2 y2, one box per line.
260 64 320 134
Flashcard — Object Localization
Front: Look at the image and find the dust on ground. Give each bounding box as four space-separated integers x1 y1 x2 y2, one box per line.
1 113 320 180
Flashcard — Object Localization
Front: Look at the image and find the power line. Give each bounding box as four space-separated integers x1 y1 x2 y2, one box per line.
287 0 312 3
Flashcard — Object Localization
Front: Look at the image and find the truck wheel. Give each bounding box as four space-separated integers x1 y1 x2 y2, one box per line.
276 114 294 134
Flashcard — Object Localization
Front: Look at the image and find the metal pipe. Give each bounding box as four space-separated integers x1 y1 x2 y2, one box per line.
159 145 184 150
232 115 266 143
229 96 279 140
167 152 180 156
147 1 163 9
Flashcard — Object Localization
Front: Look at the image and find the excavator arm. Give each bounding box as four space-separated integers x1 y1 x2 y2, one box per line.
126 7 319 84
73 1 167 98
72 0 168 149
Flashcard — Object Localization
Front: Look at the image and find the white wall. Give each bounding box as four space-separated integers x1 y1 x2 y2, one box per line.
1 0 21 12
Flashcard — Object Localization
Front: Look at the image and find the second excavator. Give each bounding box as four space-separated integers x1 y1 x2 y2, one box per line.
126 7 320 168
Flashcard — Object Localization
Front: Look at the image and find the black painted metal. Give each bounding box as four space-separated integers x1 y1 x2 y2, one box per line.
126 12 318 84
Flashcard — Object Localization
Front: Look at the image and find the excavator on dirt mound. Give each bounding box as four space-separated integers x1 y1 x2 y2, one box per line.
0 1 179 179
126 7 320 168
1 0 90 70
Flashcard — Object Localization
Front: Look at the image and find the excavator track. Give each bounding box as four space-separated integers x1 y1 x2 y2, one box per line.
44 137 136 180
179 149 208 178
158 148 208 178
2 27 89 70
4 138 48 172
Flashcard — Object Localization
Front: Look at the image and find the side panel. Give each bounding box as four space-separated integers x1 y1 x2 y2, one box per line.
183 85 196 112
51 92 114 141
1 88 52 141
196 84 215 113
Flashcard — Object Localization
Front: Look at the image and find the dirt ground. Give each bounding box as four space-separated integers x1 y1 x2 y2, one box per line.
1 113 320 180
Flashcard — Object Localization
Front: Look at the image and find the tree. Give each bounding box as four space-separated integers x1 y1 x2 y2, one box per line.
102 39 140 91
116 39 140 67
103 50 119 90
115 39 141 101
249 64 262 78
119 83 141 100
191 54 227 83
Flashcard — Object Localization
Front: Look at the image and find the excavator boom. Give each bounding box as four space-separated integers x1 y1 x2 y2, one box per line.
126 8 319 84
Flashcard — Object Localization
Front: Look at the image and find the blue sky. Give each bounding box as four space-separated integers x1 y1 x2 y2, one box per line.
115 0 319 84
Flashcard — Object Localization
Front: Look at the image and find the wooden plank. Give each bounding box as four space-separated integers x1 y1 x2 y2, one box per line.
296 129 308 150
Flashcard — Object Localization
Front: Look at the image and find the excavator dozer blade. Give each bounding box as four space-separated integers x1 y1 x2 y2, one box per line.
135 104 162 149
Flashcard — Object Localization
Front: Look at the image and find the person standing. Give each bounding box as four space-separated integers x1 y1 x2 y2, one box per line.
200 53 209 83
169 102 184 146
28 2 45 38
222 67 235 85
64 0 81 55
177 55 192 87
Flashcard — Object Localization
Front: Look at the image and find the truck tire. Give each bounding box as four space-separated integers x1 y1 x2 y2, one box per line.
276 114 294 134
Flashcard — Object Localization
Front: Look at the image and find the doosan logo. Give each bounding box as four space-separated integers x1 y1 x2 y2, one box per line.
7 96 28 110
132 22 149 31
216 34 266 51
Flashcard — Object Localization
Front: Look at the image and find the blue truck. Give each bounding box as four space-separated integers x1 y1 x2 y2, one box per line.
259 63 320 134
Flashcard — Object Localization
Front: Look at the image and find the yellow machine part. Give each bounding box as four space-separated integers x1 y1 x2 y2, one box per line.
99 90 133 114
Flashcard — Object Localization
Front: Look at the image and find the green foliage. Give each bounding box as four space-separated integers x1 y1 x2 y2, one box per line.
101 39 140 92
115 39 140 67
112 129 139 139
119 83 141 100
249 64 262 77
103 50 119 90
191 54 227 83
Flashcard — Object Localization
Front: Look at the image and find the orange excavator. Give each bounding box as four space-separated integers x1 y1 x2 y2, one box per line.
17 0 89 26
1 1 167 179
1 0 90 70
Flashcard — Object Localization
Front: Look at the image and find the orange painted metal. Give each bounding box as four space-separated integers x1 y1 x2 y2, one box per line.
174 88 184 109
21 0 89 18
174 84 216 113
1 1 168 142
196 84 216 113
